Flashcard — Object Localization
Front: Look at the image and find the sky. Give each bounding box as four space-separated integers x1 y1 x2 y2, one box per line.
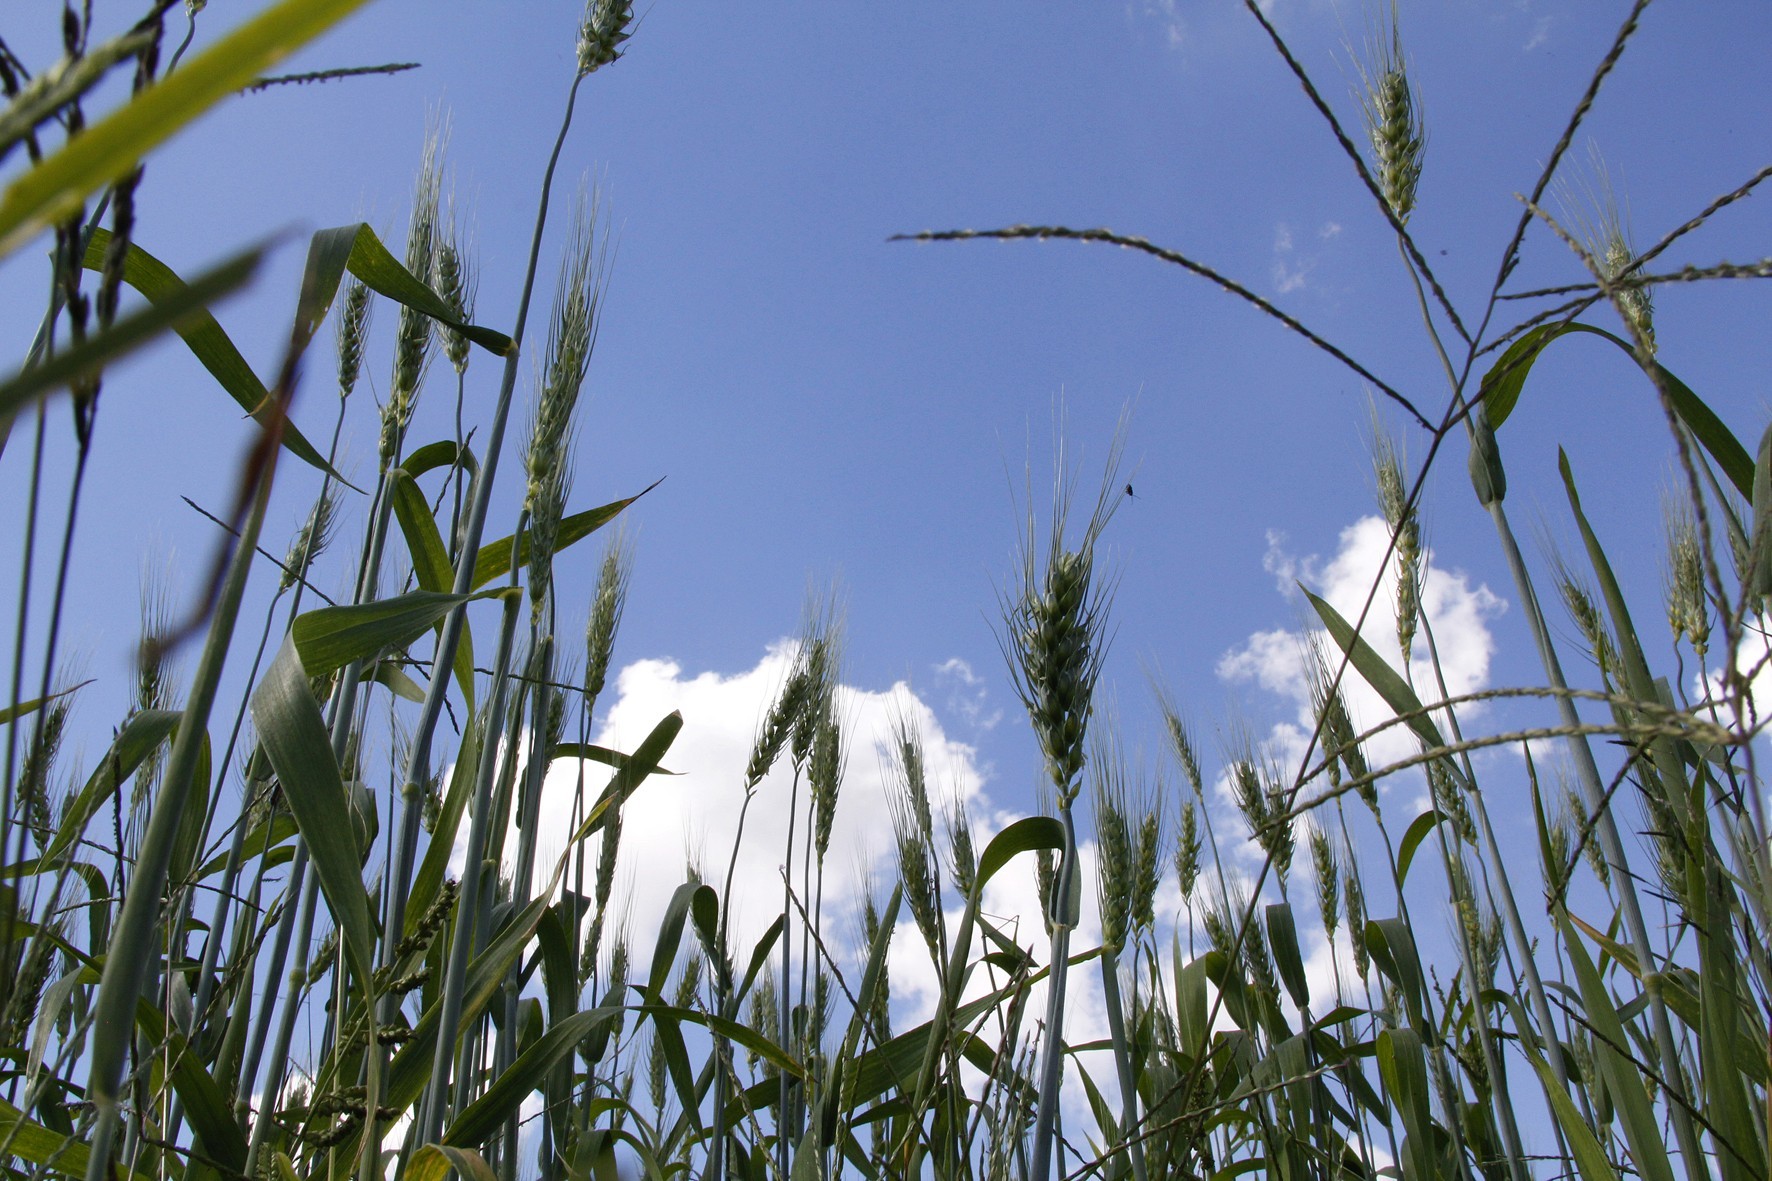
4 0 1772 1133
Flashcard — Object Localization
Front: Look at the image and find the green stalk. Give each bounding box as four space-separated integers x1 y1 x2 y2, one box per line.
417 566 525 1143
242 868 320 1179
82 440 277 1181
383 71 587 959
1480 491 1705 1177
1029 804 1078 1181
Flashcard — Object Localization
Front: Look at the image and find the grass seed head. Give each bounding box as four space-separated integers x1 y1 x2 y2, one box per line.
1561 144 1655 353
1174 797 1201 902
1372 423 1423 663
1310 825 1340 937
1004 434 1122 804
1663 496 1710 660
583 529 633 715
281 488 337 593
380 127 445 467
577 0 634 76
1091 749 1135 953
524 189 605 606
1132 804 1162 934
1357 6 1425 224
1343 853 1370 979
811 701 844 861
744 661 810 792
334 276 372 400
946 792 977 898
435 200 477 376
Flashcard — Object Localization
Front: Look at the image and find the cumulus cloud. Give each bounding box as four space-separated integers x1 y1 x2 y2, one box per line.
512 641 990 961
1220 514 1506 795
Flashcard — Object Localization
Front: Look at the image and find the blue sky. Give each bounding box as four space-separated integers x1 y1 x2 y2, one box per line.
5 0 1772 1068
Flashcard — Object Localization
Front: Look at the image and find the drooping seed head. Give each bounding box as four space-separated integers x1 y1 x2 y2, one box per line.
744 660 811 793
1555 567 1619 687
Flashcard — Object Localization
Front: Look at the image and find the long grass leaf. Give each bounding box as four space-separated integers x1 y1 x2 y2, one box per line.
1306 589 1444 748
0 242 264 422
251 636 377 982
1482 322 1752 496
79 230 334 473
291 587 507 678
471 480 662 590
443 1008 623 1147
0 0 379 257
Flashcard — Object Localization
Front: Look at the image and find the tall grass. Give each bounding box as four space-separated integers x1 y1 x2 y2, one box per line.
2 3 1769 1181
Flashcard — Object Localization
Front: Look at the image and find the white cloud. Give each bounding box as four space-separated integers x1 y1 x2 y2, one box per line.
934 656 1004 731
518 641 988 968
1220 515 1506 794
1271 222 1309 295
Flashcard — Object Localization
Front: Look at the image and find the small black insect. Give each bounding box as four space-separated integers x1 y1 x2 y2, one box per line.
1124 483 1136 500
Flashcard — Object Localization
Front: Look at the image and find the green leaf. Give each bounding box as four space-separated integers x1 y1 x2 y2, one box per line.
0 681 90 726
403 714 480 941
195 814 297 880
403 439 478 480
44 709 180 863
444 1008 623 1148
77 230 336 473
1366 918 1426 1031
646 882 699 1003
388 472 477 701
304 223 511 356
1481 321 1752 496
1395 809 1446 887
1305 589 1444 750
567 712 685 844
1264 903 1309 1010
472 479 662 590
132 1001 250 1175
1554 911 1676 1181
975 815 1065 886
0 242 265 424
552 742 680 777
1376 1028 1439 1181
0 0 380 257
292 588 506 678
0 1096 150 1181
251 637 377 983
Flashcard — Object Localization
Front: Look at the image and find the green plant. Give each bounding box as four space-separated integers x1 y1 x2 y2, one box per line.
4 3 1769 1181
